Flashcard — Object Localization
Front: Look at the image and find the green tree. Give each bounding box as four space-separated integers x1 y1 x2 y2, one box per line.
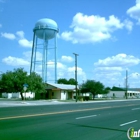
0 68 46 100
81 80 109 99
103 87 111 94
57 78 68 84
57 78 77 85
68 78 77 85
0 68 28 100
28 72 46 99
0 71 15 93
13 68 28 100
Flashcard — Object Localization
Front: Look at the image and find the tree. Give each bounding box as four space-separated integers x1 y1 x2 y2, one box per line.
81 80 109 99
0 71 15 93
0 68 46 100
28 72 46 99
57 78 77 85
103 87 111 94
57 78 68 84
13 68 28 100
68 78 77 85
0 68 28 100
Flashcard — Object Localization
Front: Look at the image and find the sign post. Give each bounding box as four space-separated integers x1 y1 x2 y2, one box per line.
23 84 28 100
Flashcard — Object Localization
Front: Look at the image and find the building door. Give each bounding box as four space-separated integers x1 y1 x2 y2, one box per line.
68 92 72 99
46 92 49 99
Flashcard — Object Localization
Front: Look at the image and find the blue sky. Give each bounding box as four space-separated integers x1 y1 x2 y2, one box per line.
0 0 140 88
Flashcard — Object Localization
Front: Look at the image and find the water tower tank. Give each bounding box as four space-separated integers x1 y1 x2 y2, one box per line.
33 18 59 40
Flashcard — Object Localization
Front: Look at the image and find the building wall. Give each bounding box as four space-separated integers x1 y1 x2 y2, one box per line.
12 93 20 98
2 92 35 99
22 92 35 99
109 91 140 98
46 89 72 100
68 92 73 99
2 93 12 98
61 90 68 100
47 90 72 100
52 90 61 99
108 91 125 98
51 90 69 100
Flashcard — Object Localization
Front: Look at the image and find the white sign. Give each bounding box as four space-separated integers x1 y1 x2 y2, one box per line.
23 86 27 92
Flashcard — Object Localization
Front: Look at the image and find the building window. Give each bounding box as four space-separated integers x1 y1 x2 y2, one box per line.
52 92 54 96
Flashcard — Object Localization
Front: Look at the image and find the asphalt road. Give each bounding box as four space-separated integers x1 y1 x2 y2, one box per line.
0 100 140 140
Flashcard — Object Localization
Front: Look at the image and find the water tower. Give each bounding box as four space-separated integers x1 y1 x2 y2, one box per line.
30 18 59 83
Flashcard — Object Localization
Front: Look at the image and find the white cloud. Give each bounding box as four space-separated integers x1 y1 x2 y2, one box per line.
1 32 16 40
95 71 122 80
93 53 140 87
57 62 66 69
124 19 133 32
16 31 32 47
47 61 66 69
1 31 32 47
23 51 31 61
127 0 140 24
94 67 123 72
129 72 140 79
61 56 74 62
16 31 24 38
2 52 86 83
61 13 126 44
94 54 140 67
23 51 43 63
2 56 30 66
18 39 32 47
34 60 86 83
67 66 86 80
45 61 86 82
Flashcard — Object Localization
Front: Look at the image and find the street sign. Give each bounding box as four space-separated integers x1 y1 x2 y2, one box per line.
23 84 28 91
23 83 28 100
23 86 27 92
23 83 28 88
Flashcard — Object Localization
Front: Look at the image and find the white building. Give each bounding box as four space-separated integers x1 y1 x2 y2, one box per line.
2 92 35 99
1 83 76 100
45 83 76 100
108 87 140 98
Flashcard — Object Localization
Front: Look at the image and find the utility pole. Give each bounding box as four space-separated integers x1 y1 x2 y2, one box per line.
125 70 128 99
73 53 78 102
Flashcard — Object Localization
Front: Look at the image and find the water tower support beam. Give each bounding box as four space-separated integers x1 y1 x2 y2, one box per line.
54 35 57 83
30 32 36 74
44 40 48 83
33 36 37 72
42 37 48 83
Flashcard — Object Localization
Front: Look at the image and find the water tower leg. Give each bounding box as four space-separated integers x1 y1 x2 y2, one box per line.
44 40 48 83
54 36 57 83
42 37 48 83
33 37 38 72
30 32 35 74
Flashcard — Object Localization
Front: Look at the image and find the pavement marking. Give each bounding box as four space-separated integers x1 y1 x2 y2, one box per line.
0 103 139 121
76 115 97 120
0 106 110 121
120 120 137 126
132 108 140 110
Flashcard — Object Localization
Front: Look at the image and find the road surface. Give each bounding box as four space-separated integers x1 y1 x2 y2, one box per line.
0 100 140 140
